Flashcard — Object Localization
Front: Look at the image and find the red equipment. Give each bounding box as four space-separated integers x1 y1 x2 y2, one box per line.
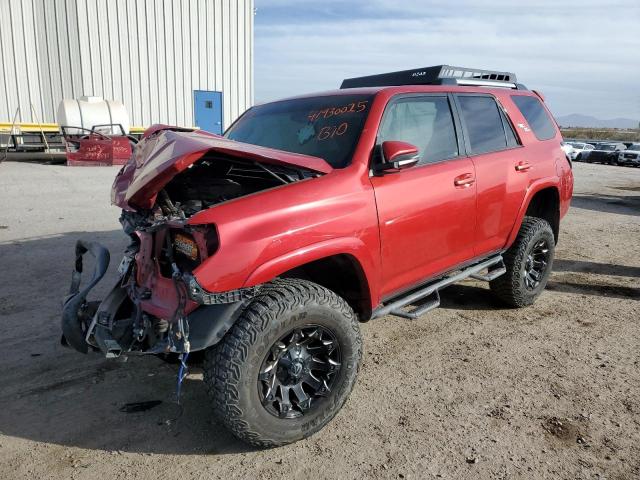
61 124 134 166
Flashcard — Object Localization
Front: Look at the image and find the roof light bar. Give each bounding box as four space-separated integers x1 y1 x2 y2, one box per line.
340 65 525 90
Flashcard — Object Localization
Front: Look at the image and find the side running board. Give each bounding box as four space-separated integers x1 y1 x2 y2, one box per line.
372 256 505 320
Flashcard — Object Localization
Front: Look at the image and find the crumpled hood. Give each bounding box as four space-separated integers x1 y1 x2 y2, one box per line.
111 125 333 211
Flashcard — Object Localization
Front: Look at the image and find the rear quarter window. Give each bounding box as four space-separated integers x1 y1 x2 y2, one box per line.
511 95 557 141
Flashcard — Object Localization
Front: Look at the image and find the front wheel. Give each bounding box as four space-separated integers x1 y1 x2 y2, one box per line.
490 217 555 307
204 279 362 447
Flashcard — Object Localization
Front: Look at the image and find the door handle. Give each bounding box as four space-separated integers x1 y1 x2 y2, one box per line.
454 173 475 187
515 161 532 172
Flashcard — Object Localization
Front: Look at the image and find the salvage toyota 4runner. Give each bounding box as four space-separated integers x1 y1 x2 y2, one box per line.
62 65 573 447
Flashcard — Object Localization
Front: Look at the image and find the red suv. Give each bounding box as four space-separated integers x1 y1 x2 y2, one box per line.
62 66 573 447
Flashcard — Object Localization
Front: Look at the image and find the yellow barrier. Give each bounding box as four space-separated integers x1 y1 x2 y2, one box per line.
0 122 60 133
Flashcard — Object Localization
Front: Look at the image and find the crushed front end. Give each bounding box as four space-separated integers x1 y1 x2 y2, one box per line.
61 211 255 359
60 126 329 359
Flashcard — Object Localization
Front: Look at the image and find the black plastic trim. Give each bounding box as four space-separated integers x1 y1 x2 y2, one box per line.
186 301 249 351
61 240 111 354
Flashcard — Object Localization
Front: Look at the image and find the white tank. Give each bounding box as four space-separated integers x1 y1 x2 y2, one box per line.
56 96 130 135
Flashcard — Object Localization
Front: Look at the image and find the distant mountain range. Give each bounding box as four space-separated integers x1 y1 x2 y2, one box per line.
556 114 639 129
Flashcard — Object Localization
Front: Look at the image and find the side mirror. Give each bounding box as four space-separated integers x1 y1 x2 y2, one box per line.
375 141 420 173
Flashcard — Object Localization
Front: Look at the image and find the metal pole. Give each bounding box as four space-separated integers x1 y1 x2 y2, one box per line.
1 107 20 163
30 102 52 162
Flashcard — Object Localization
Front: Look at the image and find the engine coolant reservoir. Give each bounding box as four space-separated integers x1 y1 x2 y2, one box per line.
56 96 130 135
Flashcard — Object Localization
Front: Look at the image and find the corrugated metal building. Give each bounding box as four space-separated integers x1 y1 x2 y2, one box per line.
0 0 254 132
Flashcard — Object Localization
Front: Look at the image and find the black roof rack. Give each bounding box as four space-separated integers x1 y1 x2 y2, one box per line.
340 65 527 90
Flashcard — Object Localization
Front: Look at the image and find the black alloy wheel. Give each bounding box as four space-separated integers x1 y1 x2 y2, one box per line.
523 239 551 290
258 325 341 419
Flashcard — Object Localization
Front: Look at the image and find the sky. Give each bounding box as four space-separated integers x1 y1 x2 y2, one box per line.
254 0 640 120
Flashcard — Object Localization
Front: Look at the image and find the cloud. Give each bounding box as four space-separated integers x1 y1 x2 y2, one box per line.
255 0 640 119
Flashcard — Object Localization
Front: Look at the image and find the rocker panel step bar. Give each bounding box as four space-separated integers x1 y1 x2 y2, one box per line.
391 290 441 319
372 255 505 320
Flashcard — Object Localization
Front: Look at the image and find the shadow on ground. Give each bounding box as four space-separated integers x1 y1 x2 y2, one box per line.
0 230 252 456
546 279 639 300
438 283 504 311
549 258 640 300
571 193 640 216
553 259 640 278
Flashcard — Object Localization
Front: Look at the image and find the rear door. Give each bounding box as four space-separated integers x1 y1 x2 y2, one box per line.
194 90 223 134
370 94 477 298
454 94 529 256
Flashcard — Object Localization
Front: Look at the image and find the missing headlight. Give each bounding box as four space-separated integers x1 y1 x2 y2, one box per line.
174 233 199 261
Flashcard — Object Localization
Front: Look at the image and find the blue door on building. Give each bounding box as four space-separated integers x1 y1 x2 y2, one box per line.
193 90 223 134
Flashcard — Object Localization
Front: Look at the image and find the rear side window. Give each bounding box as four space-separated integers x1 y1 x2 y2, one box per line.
457 96 509 154
511 95 557 141
378 96 459 164
500 109 520 148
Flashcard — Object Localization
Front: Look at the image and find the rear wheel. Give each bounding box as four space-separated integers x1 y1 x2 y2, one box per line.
490 217 555 307
203 279 362 447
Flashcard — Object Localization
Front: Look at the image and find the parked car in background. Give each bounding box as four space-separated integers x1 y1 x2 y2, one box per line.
565 142 594 161
618 143 640 167
561 142 574 159
585 142 626 165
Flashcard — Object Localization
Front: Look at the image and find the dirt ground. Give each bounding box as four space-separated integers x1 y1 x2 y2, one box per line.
0 161 638 480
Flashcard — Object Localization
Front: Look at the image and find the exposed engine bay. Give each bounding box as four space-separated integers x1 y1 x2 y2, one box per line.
130 154 318 224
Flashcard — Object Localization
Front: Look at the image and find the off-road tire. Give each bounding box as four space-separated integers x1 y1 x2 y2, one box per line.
203 279 362 447
490 216 555 307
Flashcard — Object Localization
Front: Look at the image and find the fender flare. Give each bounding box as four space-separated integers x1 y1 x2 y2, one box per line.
243 237 378 306
505 178 560 248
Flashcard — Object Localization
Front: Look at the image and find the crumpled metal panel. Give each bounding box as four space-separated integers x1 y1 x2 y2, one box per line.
111 125 332 211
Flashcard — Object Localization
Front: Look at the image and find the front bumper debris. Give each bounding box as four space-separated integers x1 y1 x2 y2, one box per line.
61 240 111 353
61 239 256 357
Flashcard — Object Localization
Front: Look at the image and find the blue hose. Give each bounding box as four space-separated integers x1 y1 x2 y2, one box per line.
176 352 189 403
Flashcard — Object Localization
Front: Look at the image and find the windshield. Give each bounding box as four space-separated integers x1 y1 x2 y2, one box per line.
225 94 374 168
596 144 615 151
569 142 585 148
628 144 640 150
